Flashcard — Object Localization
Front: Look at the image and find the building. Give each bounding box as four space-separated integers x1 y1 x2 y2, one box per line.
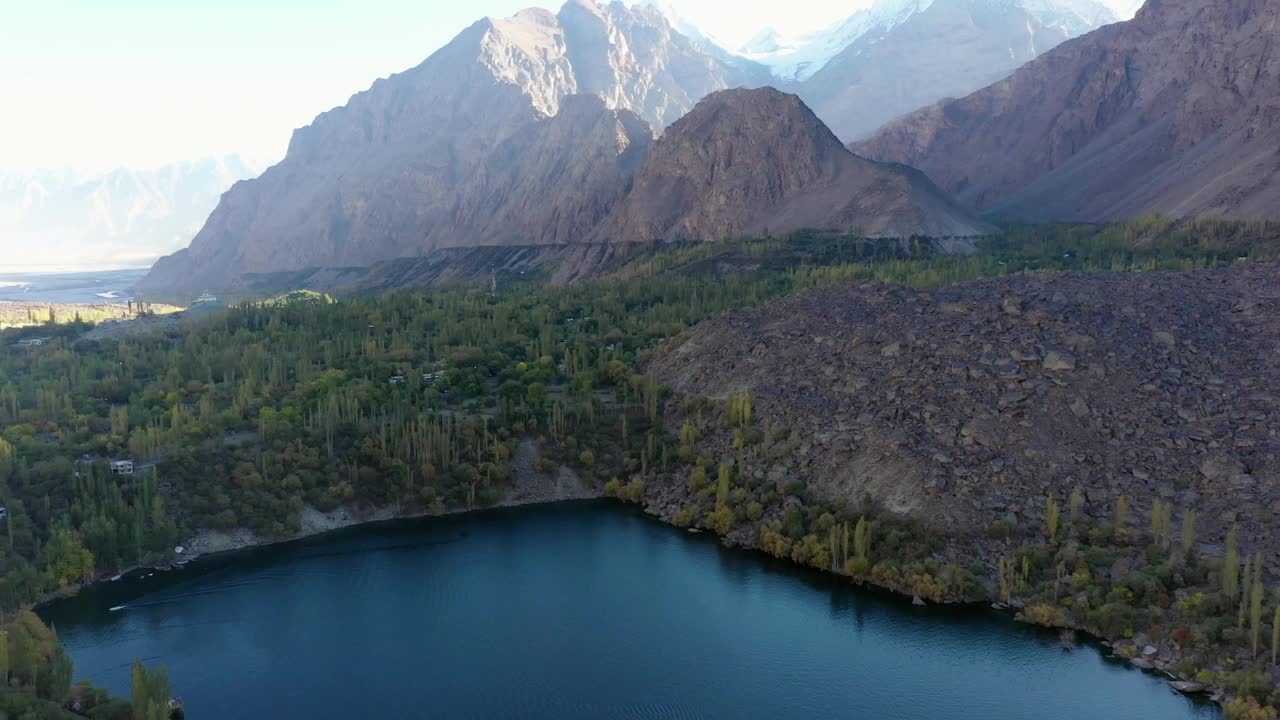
16 337 49 347
389 375 406 385
193 292 218 304
110 460 135 476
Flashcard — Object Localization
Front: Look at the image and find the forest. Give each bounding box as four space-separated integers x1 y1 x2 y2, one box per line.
0 609 173 719
2 216 1279 716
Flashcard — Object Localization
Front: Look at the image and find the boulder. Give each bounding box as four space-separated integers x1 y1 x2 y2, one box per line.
1043 350 1077 372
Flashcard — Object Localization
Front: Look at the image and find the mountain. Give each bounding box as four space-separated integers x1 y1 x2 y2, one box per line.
443 95 654 248
744 0 937 83
0 157 258 272
793 0 1118 141
142 1 770 292
591 88 992 243
854 0 1280 222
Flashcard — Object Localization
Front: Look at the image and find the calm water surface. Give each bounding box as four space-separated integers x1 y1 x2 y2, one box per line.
42 502 1219 719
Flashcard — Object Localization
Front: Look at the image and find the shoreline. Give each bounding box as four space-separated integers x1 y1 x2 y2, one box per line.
36 494 1222 714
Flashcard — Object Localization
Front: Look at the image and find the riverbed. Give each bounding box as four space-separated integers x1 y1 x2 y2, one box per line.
40 501 1219 719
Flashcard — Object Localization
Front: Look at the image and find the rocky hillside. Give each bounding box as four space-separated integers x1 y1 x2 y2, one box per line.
443 95 654 248
649 261 1280 558
592 88 992 243
855 0 1280 222
141 1 767 292
797 0 1117 141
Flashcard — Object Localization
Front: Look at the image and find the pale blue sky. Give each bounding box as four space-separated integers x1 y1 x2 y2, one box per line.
1 0 870 174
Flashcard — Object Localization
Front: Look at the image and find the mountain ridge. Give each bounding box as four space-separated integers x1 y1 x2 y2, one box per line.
591 88 992 243
141 3 990 294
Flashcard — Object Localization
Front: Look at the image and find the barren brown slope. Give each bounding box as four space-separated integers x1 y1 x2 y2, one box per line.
854 0 1280 222
592 88 993 243
649 262 1280 554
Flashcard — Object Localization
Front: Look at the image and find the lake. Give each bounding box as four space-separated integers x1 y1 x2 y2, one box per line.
41 502 1219 719
0 268 149 303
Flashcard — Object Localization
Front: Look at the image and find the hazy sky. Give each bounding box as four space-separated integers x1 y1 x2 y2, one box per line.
1 0 873 174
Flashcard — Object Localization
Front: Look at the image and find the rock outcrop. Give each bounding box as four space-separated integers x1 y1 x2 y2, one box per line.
592 88 993 243
649 261 1280 558
855 0 1280 222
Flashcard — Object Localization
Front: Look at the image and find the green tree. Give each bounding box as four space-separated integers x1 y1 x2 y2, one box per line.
1068 486 1083 525
1271 594 1280 665
1250 579 1264 659
1224 523 1240 598
1044 495 1060 543
1114 495 1128 541
853 517 872 561
131 659 171 720
715 464 731 511
1180 509 1197 557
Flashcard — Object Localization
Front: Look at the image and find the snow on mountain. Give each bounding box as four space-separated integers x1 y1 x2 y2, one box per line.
738 0 935 82
648 0 1121 84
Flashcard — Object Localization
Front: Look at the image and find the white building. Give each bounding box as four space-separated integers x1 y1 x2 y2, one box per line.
111 460 135 476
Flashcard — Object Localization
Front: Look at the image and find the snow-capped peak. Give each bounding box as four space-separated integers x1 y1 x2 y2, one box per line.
736 0 934 82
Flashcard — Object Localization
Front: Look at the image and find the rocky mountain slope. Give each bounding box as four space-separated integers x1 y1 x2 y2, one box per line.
593 88 992 242
442 95 654 248
0 157 257 272
141 1 768 292
798 0 1117 141
649 261 1280 556
855 0 1280 222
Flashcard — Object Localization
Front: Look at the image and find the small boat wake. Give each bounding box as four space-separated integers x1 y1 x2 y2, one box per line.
109 604 127 612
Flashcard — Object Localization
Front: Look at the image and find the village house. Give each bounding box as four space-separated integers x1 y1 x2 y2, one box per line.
110 460 135 476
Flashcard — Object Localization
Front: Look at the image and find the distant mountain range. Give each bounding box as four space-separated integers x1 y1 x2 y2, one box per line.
142 1 1013 292
662 0 1119 140
139 0 1280 292
140 0 1106 291
855 0 1280 221
0 156 258 272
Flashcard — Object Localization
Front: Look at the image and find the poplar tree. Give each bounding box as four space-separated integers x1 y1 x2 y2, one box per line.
715 464 731 511
1272 596 1280 665
1224 523 1240 599
1044 495 1060 543
1250 580 1264 659
1180 509 1197 558
1114 494 1129 542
